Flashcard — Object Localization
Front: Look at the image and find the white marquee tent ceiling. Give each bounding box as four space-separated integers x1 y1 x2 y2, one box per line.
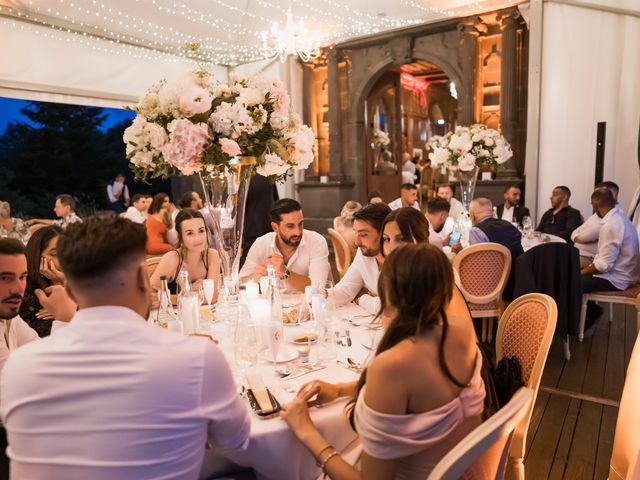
2 0 517 66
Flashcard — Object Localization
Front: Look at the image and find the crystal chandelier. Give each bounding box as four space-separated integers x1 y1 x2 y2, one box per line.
261 4 320 63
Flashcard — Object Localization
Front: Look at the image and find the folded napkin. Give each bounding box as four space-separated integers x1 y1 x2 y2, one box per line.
246 371 277 415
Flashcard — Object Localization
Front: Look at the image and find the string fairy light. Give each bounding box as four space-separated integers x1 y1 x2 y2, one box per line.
1 0 508 66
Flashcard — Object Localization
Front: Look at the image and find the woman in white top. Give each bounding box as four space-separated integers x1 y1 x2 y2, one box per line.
150 209 220 300
281 244 484 480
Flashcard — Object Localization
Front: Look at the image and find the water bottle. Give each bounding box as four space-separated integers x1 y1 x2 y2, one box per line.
156 275 175 327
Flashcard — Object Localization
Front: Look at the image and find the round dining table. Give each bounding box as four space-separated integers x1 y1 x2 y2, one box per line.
198 302 377 480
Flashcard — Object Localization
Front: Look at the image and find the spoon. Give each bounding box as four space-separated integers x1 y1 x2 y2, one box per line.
347 357 362 370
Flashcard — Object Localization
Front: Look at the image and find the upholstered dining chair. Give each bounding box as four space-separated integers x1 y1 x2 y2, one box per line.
495 293 557 480
609 331 640 480
327 228 352 280
452 243 511 342
145 256 162 279
427 388 533 480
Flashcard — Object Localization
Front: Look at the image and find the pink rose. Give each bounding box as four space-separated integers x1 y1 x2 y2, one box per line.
219 138 242 157
179 87 213 116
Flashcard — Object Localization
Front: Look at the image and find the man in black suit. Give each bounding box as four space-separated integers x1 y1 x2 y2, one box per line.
496 185 530 227
537 185 583 243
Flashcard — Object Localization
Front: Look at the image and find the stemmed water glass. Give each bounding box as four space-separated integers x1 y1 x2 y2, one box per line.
202 279 215 310
522 216 533 238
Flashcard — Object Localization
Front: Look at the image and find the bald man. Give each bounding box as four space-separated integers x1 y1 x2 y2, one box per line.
469 197 524 262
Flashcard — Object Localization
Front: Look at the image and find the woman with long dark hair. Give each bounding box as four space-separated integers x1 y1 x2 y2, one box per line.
146 193 173 255
19 225 64 337
150 209 220 299
379 207 430 257
281 245 484 479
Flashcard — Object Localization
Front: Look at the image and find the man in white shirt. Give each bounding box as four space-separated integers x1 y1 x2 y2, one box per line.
572 181 621 267
581 188 639 293
0 239 41 476
26 194 82 229
106 173 130 213
388 183 420 211
436 184 465 221
240 199 330 293
123 194 148 224
329 202 391 314
425 198 459 251
0 217 251 480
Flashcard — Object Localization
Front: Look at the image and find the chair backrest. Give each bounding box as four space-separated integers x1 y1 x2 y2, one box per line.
610 332 640 480
327 228 352 280
145 256 162 279
452 243 511 305
427 388 533 480
495 293 557 464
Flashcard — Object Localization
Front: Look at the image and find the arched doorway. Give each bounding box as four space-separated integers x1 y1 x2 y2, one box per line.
365 60 459 203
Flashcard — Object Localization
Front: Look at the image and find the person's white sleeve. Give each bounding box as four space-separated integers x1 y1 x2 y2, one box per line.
328 259 365 307
106 184 117 203
308 235 330 286
357 294 380 315
124 185 130 203
166 228 178 246
239 240 261 279
201 343 251 451
593 222 622 273
571 214 600 243
468 227 490 245
14 317 39 345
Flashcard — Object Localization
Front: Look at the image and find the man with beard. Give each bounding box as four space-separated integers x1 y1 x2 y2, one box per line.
496 184 530 227
328 202 391 314
0 239 40 476
240 199 330 293
0 216 250 479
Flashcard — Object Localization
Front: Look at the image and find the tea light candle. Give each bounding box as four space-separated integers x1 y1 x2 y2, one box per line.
298 346 310 364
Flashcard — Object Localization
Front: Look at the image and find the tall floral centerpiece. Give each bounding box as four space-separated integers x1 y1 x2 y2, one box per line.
427 124 512 211
371 127 390 170
123 70 314 297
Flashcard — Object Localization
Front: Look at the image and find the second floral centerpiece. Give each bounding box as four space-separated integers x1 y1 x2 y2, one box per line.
123 70 315 297
427 124 512 211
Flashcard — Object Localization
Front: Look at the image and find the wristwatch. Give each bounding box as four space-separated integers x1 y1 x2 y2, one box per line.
280 268 291 280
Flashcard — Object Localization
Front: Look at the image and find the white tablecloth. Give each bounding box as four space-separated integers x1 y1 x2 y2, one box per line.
200 303 377 480
521 232 566 251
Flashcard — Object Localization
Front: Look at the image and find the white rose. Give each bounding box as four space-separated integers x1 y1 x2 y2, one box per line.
458 153 477 171
256 153 290 177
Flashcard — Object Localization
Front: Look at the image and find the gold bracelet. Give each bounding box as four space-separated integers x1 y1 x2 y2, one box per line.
315 445 333 466
320 450 340 473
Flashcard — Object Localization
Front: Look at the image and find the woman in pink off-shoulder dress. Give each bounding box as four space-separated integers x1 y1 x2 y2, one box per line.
281 244 485 480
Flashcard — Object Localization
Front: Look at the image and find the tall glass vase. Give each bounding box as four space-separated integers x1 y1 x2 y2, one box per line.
199 156 256 301
458 165 480 212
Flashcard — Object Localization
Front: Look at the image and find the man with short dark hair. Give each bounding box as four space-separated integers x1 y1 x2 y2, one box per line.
239 199 330 293
436 184 465 220
496 185 530 226
388 183 419 210
329 202 391 314
537 185 582 242
179 191 203 210
572 181 621 267
0 217 250 479
123 194 148 224
26 194 82 229
425 198 456 249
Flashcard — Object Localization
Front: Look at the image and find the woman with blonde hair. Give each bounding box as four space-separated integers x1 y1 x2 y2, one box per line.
334 201 363 258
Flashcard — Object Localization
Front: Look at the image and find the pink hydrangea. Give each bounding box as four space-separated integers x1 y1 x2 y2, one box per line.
219 138 242 157
162 119 209 175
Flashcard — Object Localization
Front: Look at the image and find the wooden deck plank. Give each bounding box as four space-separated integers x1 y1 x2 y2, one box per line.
541 338 567 388
547 398 580 480
525 390 551 454
594 405 618 480
624 304 637 376
523 395 570 479
581 313 610 397
603 304 626 401
563 402 603 479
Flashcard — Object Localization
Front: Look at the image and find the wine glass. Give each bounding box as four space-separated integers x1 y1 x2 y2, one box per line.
522 216 533 238
234 322 258 383
202 279 215 309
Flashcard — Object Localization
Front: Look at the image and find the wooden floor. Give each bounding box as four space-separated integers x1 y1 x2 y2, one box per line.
505 303 638 480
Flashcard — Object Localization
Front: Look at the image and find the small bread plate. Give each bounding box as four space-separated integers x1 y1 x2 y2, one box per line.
289 333 318 345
